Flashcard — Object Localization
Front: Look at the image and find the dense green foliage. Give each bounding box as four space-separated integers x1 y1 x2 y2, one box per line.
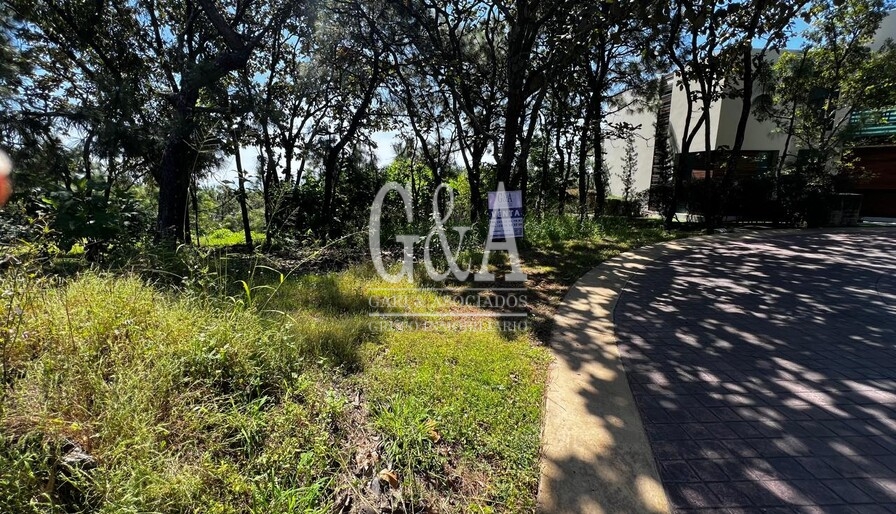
2 0 886 248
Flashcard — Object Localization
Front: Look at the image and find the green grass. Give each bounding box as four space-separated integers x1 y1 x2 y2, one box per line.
0 215 687 513
0 273 348 513
199 228 266 248
0 265 550 513
264 269 551 511
366 328 549 511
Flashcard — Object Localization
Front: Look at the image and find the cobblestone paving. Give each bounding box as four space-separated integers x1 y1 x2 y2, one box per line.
615 231 896 513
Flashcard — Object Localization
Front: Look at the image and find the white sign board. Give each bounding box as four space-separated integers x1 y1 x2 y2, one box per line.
487 190 524 239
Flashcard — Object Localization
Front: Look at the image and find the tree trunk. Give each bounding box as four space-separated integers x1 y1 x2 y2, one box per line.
576 126 590 222
155 35 259 242
664 82 706 229
157 94 198 242
191 177 201 245
703 95 716 230
773 51 809 226
260 123 277 233
469 145 485 223
555 122 566 216
559 138 572 216
536 125 550 218
232 130 254 250
513 90 546 204
727 46 755 179
322 146 339 234
495 18 532 188
592 102 606 219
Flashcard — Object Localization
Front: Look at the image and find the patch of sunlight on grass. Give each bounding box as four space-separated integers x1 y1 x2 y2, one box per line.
199 228 266 247
363 323 551 511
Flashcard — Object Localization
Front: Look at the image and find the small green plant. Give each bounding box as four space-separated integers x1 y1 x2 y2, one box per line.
374 396 444 475
37 178 148 260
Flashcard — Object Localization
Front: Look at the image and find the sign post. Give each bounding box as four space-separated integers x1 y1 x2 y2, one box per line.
487 189 524 240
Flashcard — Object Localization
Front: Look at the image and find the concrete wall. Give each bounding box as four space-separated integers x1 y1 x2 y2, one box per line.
604 99 657 197
714 95 788 154
874 9 896 49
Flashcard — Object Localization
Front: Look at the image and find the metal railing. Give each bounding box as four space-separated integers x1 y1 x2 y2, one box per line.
850 109 896 136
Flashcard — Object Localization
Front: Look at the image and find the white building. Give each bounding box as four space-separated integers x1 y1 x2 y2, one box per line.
604 11 896 217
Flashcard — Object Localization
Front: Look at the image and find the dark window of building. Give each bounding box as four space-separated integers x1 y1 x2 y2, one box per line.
682 150 777 180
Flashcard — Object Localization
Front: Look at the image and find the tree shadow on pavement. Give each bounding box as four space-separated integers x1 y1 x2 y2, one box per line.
610 229 896 512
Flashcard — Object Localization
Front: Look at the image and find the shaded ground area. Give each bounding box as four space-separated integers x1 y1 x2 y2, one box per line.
615 230 896 512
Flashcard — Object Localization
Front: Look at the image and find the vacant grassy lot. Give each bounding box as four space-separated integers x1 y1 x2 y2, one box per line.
0 263 549 513
0 215 682 513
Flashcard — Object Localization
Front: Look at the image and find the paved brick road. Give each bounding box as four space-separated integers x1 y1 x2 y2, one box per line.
615 230 896 513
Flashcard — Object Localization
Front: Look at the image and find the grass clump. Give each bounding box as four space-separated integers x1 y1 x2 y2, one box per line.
0 273 352 513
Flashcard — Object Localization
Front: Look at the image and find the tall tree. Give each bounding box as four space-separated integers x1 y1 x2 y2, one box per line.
723 0 809 183
153 0 300 242
315 0 394 237
395 0 504 222
755 0 895 188
566 0 658 219
657 0 729 228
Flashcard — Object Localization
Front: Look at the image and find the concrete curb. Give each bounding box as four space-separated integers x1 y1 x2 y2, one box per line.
533 228 830 514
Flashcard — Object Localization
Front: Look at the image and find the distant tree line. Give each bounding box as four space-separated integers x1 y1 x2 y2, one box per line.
0 0 893 252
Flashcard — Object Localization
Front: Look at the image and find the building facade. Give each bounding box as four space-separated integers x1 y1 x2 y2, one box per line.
604 11 896 217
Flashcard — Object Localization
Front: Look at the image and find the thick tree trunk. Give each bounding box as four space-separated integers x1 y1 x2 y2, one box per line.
495 24 530 188
497 92 525 187
157 97 197 242
155 38 258 242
